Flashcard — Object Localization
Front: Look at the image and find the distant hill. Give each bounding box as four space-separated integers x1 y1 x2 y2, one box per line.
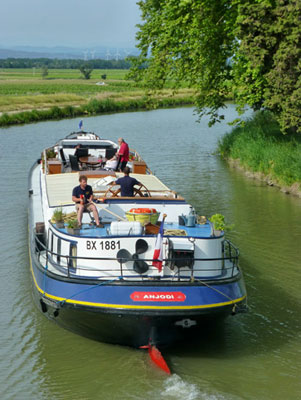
0 45 138 60
0 48 80 59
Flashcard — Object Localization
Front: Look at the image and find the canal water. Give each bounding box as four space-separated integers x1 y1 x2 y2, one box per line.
0 106 300 399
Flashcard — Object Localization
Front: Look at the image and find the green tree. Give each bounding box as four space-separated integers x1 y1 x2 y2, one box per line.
131 0 301 133
79 64 93 79
235 0 301 134
41 65 48 79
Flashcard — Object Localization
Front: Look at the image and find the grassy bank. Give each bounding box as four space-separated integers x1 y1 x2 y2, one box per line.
0 95 194 126
0 68 194 126
218 111 301 191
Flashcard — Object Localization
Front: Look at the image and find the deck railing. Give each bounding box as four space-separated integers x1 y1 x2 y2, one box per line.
33 230 239 281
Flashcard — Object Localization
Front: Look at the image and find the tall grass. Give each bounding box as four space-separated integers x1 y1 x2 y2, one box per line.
219 111 301 186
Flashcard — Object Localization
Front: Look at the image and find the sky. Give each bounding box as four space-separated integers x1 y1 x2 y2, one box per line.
1 0 141 49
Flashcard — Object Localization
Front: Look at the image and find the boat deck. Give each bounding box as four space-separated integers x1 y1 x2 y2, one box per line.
53 221 212 238
46 172 174 207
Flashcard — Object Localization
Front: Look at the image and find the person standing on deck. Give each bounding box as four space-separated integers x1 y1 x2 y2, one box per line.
72 175 102 228
114 167 140 197
116 137 129 171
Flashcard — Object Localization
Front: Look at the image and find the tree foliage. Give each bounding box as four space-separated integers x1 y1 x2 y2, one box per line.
0 58 132 70
235 0 301 134
41 65 48 79
131 0 301 133
79 64 93 79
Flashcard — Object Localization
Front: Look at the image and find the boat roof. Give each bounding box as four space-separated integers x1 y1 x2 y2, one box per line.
46 172 173 207
58 139 116 148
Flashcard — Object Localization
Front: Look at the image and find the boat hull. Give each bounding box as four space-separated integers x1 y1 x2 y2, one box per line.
30 247 247 348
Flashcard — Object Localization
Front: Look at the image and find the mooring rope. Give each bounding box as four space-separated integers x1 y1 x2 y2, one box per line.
57 277 122 308
194 278 247 313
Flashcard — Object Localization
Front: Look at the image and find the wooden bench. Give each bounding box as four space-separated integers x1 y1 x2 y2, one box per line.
79 170 116 178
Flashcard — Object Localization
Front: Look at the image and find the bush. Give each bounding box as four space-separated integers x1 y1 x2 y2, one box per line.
218 111 301 185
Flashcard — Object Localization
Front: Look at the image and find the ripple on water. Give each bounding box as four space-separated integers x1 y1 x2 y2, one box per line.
148 374 240 400
1 308 43 400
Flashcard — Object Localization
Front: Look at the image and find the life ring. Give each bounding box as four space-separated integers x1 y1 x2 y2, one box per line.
129 208 157 214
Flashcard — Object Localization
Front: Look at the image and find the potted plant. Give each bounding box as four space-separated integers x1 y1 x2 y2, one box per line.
209 214 234 237
51 207 65 229
41 148 57 172
46 148 57 159
67 219 81 235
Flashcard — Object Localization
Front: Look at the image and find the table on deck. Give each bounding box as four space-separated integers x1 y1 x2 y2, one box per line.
79 156 104 169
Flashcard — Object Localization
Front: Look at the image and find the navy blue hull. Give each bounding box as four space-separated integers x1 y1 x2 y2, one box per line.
30 250 247 348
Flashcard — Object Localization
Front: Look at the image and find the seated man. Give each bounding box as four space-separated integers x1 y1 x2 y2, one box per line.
74 144 88 161
72 175 103 228
74 144 82 160
114 166 140 197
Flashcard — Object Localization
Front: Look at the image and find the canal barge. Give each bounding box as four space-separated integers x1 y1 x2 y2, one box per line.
28 130 247 348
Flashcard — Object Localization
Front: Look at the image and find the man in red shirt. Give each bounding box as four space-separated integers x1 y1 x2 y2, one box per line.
117 137 129 171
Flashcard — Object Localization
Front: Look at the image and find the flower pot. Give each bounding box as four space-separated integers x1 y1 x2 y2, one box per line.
213 229 222 237
67 228 80 235
56 221 65 229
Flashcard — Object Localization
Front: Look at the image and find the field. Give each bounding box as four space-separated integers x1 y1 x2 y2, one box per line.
0 69 141 113
0 68 193 114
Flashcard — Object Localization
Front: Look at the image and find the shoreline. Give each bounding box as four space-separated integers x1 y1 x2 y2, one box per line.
226 158 301 198
0 95 194 127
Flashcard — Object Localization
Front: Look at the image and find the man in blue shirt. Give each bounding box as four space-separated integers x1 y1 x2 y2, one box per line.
115 167 141 197
72 175 102 228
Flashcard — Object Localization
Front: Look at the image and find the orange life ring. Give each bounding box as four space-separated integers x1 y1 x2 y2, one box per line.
129 208 157 214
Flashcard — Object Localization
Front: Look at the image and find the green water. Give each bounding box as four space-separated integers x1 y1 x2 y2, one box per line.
0 106 300 399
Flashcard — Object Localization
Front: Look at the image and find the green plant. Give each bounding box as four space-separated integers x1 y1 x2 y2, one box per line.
46 148 56 159
41 65 48 79
79 64 93 80
67 219 80 229
52 207 65 222
209 214 234 232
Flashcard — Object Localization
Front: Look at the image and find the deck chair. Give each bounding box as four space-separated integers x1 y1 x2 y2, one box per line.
59 148 68 168
69 155 80 171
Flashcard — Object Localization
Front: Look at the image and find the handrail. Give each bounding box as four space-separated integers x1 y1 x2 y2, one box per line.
34 231 239 263
33 230 239 280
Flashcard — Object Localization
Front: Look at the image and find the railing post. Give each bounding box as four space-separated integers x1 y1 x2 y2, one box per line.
222 241 225 270
120 261 123 278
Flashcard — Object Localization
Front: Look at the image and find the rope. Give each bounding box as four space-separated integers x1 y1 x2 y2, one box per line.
194 278 239 312
57 277 122 308
194 277 248 313
164 229 187 236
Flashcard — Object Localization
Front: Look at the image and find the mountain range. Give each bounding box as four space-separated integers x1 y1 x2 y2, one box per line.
0 45 139 60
